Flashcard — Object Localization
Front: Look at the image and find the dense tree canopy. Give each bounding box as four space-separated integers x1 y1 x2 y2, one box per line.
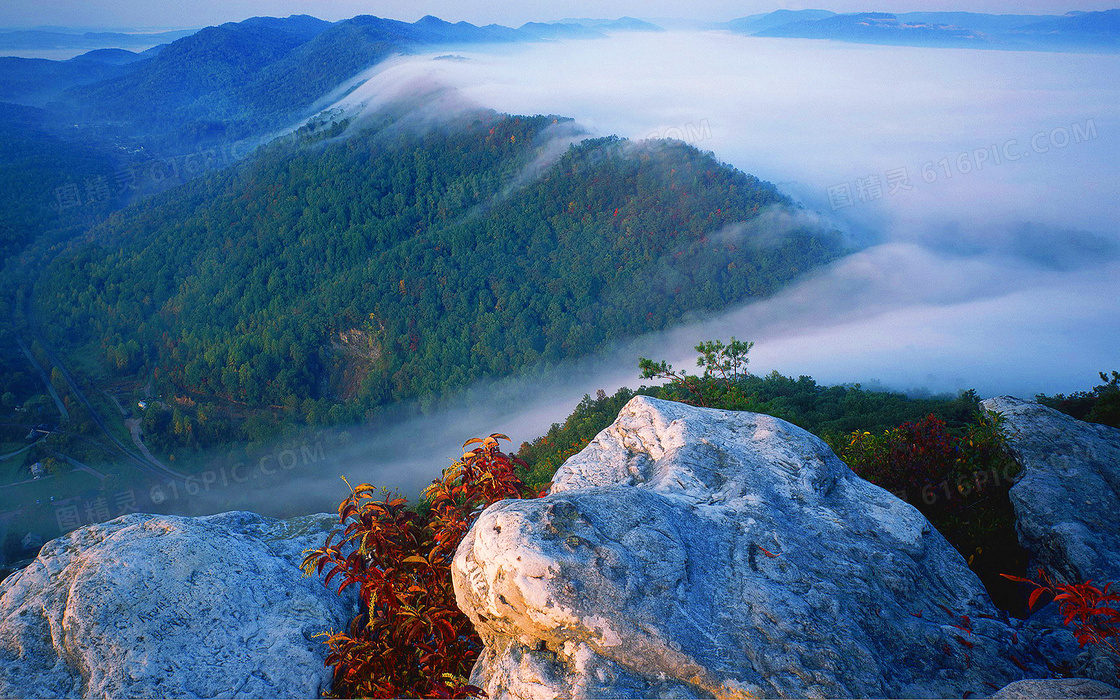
35 111 844 435
0 103 117 262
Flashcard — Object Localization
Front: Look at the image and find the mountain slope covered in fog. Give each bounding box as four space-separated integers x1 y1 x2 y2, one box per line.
33 111 842 441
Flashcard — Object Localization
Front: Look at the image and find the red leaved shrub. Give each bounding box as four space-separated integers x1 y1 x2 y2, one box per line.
838 414 961 504
835 412 1016 513
302 433 540 698
1003 569 1120 663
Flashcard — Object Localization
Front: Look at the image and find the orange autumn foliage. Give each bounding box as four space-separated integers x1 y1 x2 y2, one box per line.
302 434 540 698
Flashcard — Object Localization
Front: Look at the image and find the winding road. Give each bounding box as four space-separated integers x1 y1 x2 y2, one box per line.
17 307 184 481
15 335 68 421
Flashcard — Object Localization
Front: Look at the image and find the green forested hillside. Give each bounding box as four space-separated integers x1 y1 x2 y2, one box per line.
60 17 331 145
0 103 118 262
35 111 843 439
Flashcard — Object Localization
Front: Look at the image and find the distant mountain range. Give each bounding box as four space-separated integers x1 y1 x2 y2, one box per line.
0 8 1113 155
0 28 196 51
5 9 1117 64
723 9 1120 51
0 14 671 149
545 17 665 32
0 14 663 58
0 46 158 106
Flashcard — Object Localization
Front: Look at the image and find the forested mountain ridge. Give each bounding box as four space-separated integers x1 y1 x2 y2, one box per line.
57 15 337 146
48 14 600 149
0 12 577 259
0 51 144 106
34 111 844 443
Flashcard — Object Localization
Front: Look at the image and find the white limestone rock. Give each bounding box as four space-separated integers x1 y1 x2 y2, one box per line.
0 510 356 698
980 395 1120 585
454 396 1041 699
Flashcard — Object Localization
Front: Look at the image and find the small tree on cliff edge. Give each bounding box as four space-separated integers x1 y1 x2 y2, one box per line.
639 337 754 407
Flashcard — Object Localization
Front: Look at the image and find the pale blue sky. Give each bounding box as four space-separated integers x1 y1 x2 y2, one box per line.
0 0 1115 30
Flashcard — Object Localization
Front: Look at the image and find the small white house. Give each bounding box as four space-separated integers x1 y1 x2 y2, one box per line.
29 462 44 480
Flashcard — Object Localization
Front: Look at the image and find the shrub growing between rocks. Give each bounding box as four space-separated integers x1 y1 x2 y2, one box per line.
302 434 539 698
830 411 1030 614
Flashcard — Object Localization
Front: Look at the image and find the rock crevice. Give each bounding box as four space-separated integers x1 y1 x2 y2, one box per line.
981 396 1120 585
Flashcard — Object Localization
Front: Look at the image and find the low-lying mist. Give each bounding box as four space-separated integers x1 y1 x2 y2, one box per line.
196 246 1117 518
171 30 1120 517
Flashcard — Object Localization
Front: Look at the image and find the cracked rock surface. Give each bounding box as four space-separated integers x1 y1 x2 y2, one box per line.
980 395 1120 686
0 510 356 698
987 678 1120 698
981 396 1120 585
453 396 1043 699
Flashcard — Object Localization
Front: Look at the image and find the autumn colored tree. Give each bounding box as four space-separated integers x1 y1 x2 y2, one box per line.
832 411 1017 515
302 433 539 698
838 414 960 504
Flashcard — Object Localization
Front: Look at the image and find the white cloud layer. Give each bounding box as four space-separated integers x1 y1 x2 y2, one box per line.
327 31 1119 386
205 32 1120 511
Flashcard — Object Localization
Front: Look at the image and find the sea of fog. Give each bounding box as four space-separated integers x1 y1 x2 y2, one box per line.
217 32 1120 512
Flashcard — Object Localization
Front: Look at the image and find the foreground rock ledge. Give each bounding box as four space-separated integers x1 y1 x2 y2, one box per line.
453 396 1043 699
0 511 356 698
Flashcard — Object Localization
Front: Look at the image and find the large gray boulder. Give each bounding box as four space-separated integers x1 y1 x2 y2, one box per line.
0 510 356 698
980 396 1120 585
453 396 1041 699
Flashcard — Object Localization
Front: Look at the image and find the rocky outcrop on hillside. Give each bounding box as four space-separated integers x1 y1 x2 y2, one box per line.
452 396 1044 699
980 395 1120 585
0 510 356 698
4 394 1114 699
